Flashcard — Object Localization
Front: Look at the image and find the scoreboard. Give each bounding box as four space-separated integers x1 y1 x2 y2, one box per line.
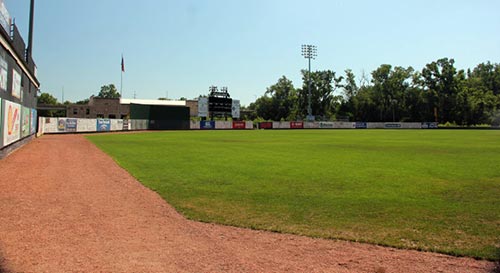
209 97 232 113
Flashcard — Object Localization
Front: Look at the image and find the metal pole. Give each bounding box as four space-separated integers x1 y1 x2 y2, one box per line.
307 57 312 119
120 70 123 97
27 0 35 61
302 44 316 121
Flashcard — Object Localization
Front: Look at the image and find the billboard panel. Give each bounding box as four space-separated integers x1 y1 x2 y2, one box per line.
21 106 30 137
30 109 37 134
3 100 21 146
97 119 111 131
319 122 334 129
12 69 21 99
355 122 367 129
66 119 77 132
123 119 129 130
198 97 208 117
200 121 215 129
0 54 7 92
290 121 304 129
232 121 245 129
258 122 273 129
231 100 240 118
421 122 438 129
384 123 402 128
57 118 66 132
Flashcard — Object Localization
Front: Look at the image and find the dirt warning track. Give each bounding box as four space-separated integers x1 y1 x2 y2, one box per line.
0 134 495 272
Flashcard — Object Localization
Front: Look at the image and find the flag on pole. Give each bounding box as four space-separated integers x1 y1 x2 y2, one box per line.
121 55 125 72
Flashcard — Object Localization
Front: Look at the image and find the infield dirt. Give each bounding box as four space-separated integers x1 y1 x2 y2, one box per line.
0 134 495 272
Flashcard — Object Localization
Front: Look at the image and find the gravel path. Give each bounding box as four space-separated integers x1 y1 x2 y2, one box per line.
0 134 495 272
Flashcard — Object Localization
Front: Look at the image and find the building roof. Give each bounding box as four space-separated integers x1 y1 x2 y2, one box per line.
120 99 187 106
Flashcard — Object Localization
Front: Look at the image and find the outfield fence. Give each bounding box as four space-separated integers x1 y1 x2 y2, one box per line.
38 117 438 135
38 117 148 135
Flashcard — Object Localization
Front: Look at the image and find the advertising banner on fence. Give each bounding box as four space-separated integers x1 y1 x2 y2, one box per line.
421 122 438 129
21 106 30 137
231 100 240 119
232 121 246 129
319 122 334 129
198 97 208 117
57 118 66 132
384 123 402 128
258 122 273 129
355 122 367 129
66 119 77 132
290 121 304 129
215 121 232 129
190 120 200 130
123 119 129 130
76 119 96 132
97 119 111 131
30 109 37 134
200 120 215 129
3 100 21 146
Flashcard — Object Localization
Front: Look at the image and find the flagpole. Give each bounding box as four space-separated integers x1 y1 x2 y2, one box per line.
120 54 124 97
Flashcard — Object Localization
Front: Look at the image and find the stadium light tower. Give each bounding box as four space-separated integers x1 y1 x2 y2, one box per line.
301 44 317 121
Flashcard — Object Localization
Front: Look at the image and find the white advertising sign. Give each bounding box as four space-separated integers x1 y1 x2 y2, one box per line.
3 100 21 146
231 99 240 119
12 69 21 99
198 97 208 117
0 54 7 92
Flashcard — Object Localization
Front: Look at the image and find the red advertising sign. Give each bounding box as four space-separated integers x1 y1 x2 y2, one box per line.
290 121 304 129
258 122 273 129
232 121 246 129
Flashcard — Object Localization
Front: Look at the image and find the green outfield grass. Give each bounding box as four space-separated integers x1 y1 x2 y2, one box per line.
87 130 500 260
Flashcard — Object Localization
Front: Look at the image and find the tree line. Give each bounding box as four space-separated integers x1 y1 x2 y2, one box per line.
245 58 500 126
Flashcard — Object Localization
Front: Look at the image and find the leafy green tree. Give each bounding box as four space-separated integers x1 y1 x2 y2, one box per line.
37 92 58 105
37 92 67 117
371 65 414 121
298 70 343 120
337 69 359 121
251 95 273 120
75 98 90 105
421 58 461 123
97 84 121 98
265 76 298 120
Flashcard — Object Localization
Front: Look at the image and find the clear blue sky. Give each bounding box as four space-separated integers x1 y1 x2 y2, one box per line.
5 0 500 105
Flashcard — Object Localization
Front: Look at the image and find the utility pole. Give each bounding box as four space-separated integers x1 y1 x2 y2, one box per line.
301 44 317 121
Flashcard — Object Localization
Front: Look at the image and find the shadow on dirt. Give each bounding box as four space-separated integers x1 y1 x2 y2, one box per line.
491 248 500 273
0 259 6 273
0 250 9 273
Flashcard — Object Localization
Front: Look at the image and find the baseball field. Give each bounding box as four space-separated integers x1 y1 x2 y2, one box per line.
87 130 500 260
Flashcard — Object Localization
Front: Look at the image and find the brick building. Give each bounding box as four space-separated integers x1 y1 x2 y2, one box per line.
67 97 199 119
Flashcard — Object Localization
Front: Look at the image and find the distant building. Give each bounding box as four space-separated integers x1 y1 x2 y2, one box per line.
67 97 199 119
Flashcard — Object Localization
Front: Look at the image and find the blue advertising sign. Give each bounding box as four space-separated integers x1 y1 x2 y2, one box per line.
355 122 367 129
66 119 77 132
200 121 215 129
30 109 37 134
97 119 111 132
